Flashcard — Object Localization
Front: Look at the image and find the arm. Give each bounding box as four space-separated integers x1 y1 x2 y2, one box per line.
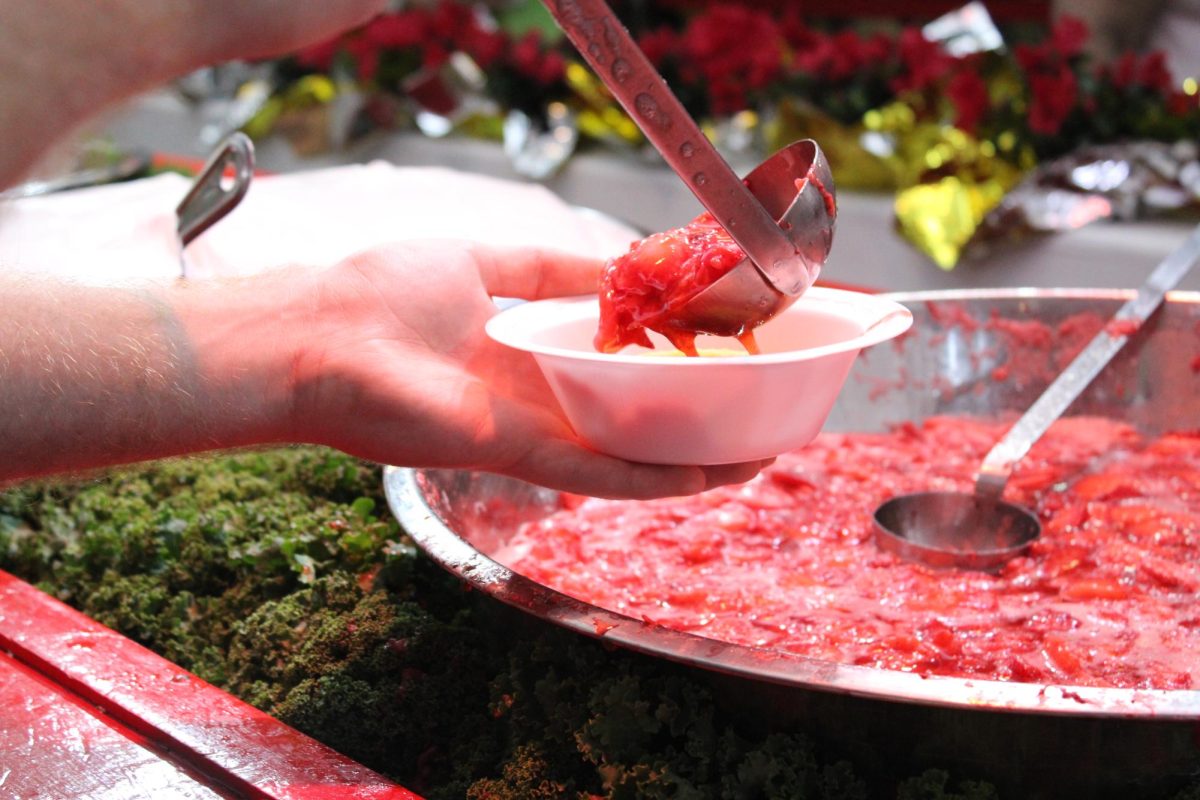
0 243 770 498
0 0 386 188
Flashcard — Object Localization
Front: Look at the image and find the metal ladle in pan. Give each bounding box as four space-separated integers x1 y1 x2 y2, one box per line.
874 223 1200 571
542 0 836 336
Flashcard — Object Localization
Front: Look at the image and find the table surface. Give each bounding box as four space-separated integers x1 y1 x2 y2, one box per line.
95 91 1200 293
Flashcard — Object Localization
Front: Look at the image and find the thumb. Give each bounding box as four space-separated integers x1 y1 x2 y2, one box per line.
471 245 605 300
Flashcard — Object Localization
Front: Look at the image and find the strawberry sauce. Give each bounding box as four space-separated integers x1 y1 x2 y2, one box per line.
500 416 1200 690
595 212 747 356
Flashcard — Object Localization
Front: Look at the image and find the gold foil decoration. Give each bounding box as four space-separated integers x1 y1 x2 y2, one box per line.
769 98 897 191
894 175 1009 269
565 62 643 146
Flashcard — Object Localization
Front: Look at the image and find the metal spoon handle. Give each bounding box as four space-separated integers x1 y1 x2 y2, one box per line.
542 0 806 293
176 132 254 249
976 223 1200 499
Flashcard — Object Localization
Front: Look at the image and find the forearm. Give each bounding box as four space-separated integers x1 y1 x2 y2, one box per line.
0 0 387 188
0 270 312 483
0 1 186 188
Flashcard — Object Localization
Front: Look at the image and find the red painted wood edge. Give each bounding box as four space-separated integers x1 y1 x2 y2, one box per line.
0 570 422 800
0 649 236 798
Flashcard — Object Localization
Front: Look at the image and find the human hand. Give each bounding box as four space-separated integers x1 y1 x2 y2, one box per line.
179 0 388 68
287 241 773 499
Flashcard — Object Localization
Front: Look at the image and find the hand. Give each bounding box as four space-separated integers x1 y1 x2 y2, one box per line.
289 242 773 499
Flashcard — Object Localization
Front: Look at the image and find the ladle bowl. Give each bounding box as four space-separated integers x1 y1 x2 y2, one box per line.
873 492 1039 572
670 139 837 337
873 222 1200 570
544 0 836 336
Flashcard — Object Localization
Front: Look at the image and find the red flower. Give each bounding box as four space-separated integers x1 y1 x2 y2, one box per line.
364 12 427 50
346 37 381 82
511 31 544 77
1050 15 1090 59
1028 66 1078 136
890 27 954 94
1138 52 1174 92
456 23 507 69
1109 51 1137 90
421 41 451 70
429 0 472 41
538 51 567 86
507 30 563 87
1168 90 1198 116
946 68 989 134
826 30 891 82
294 37 344 72
638 27 679 68
679 3 785 114
1102 49 1175 93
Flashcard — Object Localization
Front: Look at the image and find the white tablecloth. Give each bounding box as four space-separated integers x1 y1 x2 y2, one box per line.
0 161 636 284
39 90 1200 291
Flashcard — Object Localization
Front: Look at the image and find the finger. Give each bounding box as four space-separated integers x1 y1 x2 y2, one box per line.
471 245 605 300
699 459 775 490
505 438 715 500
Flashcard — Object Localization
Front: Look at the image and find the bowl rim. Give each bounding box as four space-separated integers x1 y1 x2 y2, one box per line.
485 286 913 365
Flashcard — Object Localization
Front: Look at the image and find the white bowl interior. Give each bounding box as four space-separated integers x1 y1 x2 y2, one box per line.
488 287 909 362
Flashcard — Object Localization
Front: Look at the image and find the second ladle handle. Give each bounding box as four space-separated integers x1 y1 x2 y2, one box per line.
542 0 806 294
976 223 1200 499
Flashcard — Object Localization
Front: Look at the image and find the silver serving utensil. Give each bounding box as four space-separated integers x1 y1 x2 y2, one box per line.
542 0 836 336
874 222 1200 571
176 132 254 279
0 150 151 200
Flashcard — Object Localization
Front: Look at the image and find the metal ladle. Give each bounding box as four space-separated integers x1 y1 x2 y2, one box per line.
542 0 836 336
874 223 1200 571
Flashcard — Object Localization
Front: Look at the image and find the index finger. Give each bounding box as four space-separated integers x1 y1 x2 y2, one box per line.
470 245 606 300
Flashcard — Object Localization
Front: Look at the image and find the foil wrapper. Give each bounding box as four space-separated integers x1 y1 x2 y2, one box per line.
565 62 644 149
768 100 899 191
403 53 497 138
922 1 1004 57
503 102 579 180
960 141 1200 263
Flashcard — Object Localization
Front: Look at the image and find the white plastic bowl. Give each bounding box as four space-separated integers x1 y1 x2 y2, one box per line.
486 286 913 465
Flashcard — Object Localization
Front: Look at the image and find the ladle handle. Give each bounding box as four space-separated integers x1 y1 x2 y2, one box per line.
976 223 1200 499
541 0 806 294
176 133 255 249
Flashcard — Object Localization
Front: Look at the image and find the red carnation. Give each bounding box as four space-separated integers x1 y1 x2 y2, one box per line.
679 3 785 114
511 30 544 76
364 12 427 50
890 27 953 94
456 23 507 69
1138 52 1174 92
294 37 344 72
1028 66 1078 136
1050 15 1090 59
946 68 989 134
538 51 567 86
638 27 679 68
429 0 471 41
1168 90 1198 116
346 37 381 82
1109 51 1137 89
